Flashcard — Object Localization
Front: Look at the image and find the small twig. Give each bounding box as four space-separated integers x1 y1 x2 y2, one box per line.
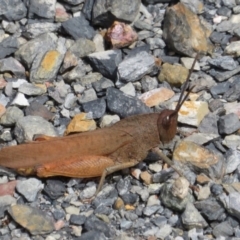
152 147 184 178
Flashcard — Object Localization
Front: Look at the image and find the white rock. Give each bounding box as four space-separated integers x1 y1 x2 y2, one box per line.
11 92 29 106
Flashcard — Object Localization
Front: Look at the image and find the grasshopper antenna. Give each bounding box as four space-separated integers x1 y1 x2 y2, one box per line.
173 52 199 114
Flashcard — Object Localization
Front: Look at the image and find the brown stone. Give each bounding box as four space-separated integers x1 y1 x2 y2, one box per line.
113 197 125 210
163 3 214 57
8 204 55 235
0 104 6 118
139 87 175 107
158 63 189 87
173 141 222 178
196 174 211 184
140 171 152 185
0 180 18 196
105 21 138 48
65 113 96 135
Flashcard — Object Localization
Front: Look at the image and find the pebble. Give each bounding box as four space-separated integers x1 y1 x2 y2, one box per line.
0 180 17 196
224 41 240 57
99 114 120 128
11 92 29 107
222 135 240 149
139 87 174 107
14 115 57 143
117 51 155 83
120 82 136 96
8 204 55 235
16 178 43 202
218 113 240 135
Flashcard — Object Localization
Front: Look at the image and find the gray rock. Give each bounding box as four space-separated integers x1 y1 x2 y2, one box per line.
0 106 24 126
222 135 240 149
143 205 162 216
120 219 132 230
213 221 234 238
141 76 158 92
120 83 136 96
82 98 106 119
155 224 172 239
209 99 224 112
69 38 96 58
225 150 240 174
106 88 152 118
145 37 166 50
138 30 155 40
195 198 226 221
223 82 240 102
209 66 240 82
0 36 19 59
134 20 152 31
28 0 55 19
18 82 45 96
0 0 27 21
92 77 114 92
160 181 194 212
14 116 57 143
218 113 240 135
64 93 77 109
222 0 236 8
92 0 141 27
208 56 238 71
181 202 208 229
198 113 219 135
117 51 155 83
0 195 16 208
16 178 44 202
78 88 97 104
0 57 25 78
87 50 122 79
210 81 231 96
15 32 58 69
62 15 95 40
79 72 102 87
23 22 61 39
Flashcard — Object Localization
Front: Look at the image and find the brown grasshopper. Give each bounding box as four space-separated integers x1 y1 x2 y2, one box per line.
0 55 198 196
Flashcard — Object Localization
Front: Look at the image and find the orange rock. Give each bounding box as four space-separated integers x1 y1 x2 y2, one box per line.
139 87 175 107
105 21 138 48
140 171 152 185
125 204 135 210
65 113 96 135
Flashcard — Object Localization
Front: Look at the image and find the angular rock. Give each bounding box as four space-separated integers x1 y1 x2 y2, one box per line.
0 181 17 197
213 221 234 238
222 135 240 149
69 38 96 58
8 204 55 235
195 198 225 221
16 178 43 202
171 101 209 127
11 92 29 107
14 115 57 143
23 22 61 39
208 56 238 71
225 150 240 174
163 3 213 57
218 113 240 135
117 51 155 83
15 32 58 69
87 50 122 79
210 81 231 96
173 141 224 179
44 179 66 200
184 132 219 145
120 82 136 96
55 2 70 22
105 21 138 48
62 15 95 40
0 36 19 59
139 87 174 107
28 0 56 19
182 202 208 229
19 82 45 96
25 101 54 121
0 0 27 21
224 101 240 118
106 88 152 118
78 88 98 103
209 66 240 82
198 112 219 135
223 82 240 102
160 181 194 212
180 57 200 70
65 113 96 135
158 63 189 87
92 0 141 27
141 76 158 92
156 224 172 239
0 57 25 78
92 77 114 92
224 40 240 57
0 195 16 207
30 49 65 83
0 106 24 126
82 98 106 119
100 114 120 128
